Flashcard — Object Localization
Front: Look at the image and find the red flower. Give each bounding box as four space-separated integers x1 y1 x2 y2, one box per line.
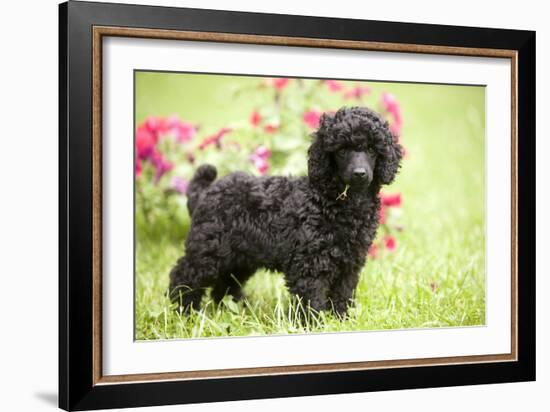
272 78 290 91
143 116 164 136
303 109 322 129
381 193 402 207
198 127 232 150
136 116 197 159
264 123 279 134
324 80 344 92
384 236 396 251
135 126 157 160
344 85 371 100
135 115 198 183
250 111 262 127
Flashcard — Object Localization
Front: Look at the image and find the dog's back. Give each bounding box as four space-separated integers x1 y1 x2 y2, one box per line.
187 167 307 269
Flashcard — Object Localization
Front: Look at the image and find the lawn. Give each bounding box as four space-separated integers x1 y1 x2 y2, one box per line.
134 74 485 340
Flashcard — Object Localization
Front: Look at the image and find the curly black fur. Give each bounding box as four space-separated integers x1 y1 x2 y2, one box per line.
169 106 403 316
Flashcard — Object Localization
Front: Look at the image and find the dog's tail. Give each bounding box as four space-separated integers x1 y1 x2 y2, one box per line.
187 164 217 215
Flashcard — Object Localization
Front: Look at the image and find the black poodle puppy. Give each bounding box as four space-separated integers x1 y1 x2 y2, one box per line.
169 106 403 316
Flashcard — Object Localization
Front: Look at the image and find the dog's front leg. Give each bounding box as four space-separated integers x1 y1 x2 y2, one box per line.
328 267 361 317
286 269 332 315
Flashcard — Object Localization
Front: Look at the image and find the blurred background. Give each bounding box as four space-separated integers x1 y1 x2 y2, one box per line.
134 72 485 339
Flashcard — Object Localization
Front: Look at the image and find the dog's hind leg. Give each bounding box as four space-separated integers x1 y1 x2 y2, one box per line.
168 255 220 313
211 274 239 304
211 268 254 304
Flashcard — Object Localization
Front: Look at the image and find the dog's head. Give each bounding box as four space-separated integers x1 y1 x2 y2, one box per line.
308 106 403 196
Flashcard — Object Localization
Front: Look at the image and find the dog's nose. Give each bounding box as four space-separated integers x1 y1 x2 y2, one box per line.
353 168 367 178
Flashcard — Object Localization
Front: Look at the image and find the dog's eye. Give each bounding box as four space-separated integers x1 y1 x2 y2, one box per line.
336 149 347 157
367 146 376 156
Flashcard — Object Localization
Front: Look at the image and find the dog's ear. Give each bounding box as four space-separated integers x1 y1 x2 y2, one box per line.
373 123 403 186
317 112 335 138
307 113 334 187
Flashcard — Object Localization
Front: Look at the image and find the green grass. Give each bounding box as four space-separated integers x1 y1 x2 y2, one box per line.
135 75 486 340
135 222 484 339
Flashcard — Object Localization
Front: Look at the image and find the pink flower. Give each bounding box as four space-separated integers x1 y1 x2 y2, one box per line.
198 127 232 150
143 115 197 143
250 145 272 175
150 150 173 183
384 236 396 251
272 78 290 91
325 80 344 92
250 111 262 127
264 123 279 134
379 205 387 225
135 116 197 183
344 85 371 100
252 157 269 174
172 120 196 143
389 123 401 136
368 243 378 259
171 176 189 194
143 116 164 136
135 126 157 160
255 146 271 158
381 92 403 137
381 193 402 207
137 116 197 155
303 109 322 129
381 92 399 113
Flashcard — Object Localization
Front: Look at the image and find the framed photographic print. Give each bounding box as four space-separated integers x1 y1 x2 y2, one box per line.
59 1 535 410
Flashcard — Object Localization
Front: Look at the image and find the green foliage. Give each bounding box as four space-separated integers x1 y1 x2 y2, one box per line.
135 225 484 339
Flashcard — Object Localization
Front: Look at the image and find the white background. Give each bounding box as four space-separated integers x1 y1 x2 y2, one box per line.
0 0 546 411
103 37 511 375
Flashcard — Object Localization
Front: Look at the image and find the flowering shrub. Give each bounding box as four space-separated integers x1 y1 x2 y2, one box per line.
368 192 402 258
136 77 405 254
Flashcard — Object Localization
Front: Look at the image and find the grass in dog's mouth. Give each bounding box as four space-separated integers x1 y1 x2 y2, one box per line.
336 184 350 201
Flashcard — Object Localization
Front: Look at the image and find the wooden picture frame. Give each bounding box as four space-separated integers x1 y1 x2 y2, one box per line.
59 1 535 410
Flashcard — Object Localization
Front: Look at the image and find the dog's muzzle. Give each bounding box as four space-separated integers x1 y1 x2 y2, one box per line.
350 166 372 186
